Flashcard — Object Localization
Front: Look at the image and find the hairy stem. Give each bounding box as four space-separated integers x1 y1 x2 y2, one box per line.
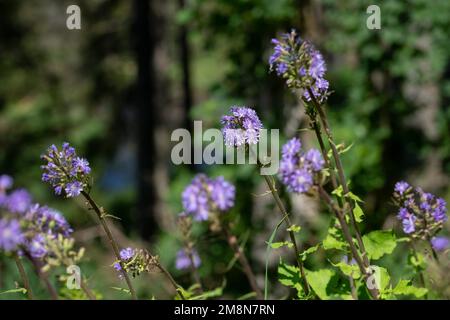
260 172 311 296
318 186 379 299
80 191 137 300
308 89 369 267
222 222 263 299
185 245 203 293
14 256 34 300
156 264 185 300
28 256 58 300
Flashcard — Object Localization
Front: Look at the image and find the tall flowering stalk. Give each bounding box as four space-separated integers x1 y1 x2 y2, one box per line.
181 173 263 299
41 143 137 299
177 214 203 292
270 30 378 299
221 107 311 297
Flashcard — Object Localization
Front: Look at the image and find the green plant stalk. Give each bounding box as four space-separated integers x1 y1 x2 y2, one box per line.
310 116 358 298
156 263 186 300
318 186 379 299
222 222 263 299
14 255 34 300
28 256 58 300
80 190 137 300
260 171 311 296
410 241 427 298
308 88 370 267
80 278 96 300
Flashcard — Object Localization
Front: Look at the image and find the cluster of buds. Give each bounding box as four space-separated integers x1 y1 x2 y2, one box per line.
269 29 330 103
393 181 447 240
113 247 160 279
279 138 325 193
41 142 91 198
181 174 235 221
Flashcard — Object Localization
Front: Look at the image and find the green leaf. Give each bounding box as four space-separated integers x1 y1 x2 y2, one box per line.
287 224 301 233
331 185 344 198
299 244 320 261
323 222 348 251
0 288 27 295
408 250 426 270
345 191 363 203
278 261 304 298
362 230 397 260
331 261 361 279
391 280 427 298
270 241 293 249
305 269 335 300
352 202 364 223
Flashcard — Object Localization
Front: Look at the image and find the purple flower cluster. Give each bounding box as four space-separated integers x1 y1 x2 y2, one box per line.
393 181 447 239
41 142 91 198
221 106 263 147
182 174 235 221
175 249 201 271
0 174 73 259
278 138 324 193
0 219 24 253
269 29 329 103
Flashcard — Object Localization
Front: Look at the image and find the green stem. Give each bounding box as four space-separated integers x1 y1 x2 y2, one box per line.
14 256 34 300
410 242 427 298
261 172 311 296
318 186 379 299
80 278 96 300
156 264 186 300
307 89 369 267
80 191 137 300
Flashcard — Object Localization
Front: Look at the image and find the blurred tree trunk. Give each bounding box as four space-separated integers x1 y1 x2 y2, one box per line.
132 0 156 240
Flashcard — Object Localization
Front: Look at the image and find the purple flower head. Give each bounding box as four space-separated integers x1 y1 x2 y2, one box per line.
431 236 450 252
393 183 447 239
30 205 73 238
305 149 325 172
221 106 263 147
279 138 324 194
0 219 23 253
269 29 329 102
210 177 236 211
26 234 47 259
5 189 32 214
175 249 201 270
0 175 13 191
120 247 135 261
41 142 91 198
182 174 235 221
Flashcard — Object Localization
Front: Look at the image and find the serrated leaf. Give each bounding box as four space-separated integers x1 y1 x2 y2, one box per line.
278 261 303 297
352 202 364 223
362 230 397 260
323 223 348 251
331 261 361 279
305 269 335 300
391 280 427 298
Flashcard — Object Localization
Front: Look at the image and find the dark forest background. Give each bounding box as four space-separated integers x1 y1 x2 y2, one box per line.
0 0 449 298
